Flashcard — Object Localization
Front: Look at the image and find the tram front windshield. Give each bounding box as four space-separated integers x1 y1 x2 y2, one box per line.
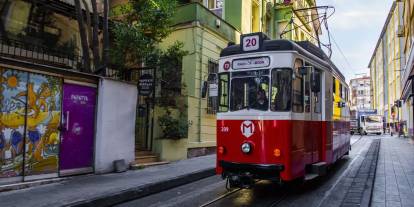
230 69 291 112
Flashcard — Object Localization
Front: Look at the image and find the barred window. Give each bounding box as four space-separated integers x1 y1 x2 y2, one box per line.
207 59 218 114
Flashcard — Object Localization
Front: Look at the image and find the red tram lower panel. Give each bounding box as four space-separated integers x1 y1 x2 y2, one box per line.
216 119 350 182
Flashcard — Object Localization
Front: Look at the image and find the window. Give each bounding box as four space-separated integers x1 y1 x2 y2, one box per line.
339 83 343 98
207 60 218 114
333 77 336 94
313 70 322 114
204 0 223 17
271 68 292 111
293 59 304 113
304 70 311 113
230 70 269 111
204 0 223 8
218 73 229 112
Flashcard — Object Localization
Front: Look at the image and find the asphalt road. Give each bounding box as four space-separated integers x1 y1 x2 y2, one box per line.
117 135 376 207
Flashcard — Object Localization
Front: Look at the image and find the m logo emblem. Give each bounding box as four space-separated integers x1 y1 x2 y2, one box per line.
241 120 255 138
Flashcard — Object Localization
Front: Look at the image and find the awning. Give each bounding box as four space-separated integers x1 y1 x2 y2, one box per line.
402 78 412 100
401 43 414 100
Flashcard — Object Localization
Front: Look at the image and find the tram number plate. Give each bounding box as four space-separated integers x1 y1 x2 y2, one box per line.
221 127 229 133
242 35 260 51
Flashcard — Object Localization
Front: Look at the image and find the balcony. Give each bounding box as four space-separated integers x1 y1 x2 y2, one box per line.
0 37 83 71
172 3 238 42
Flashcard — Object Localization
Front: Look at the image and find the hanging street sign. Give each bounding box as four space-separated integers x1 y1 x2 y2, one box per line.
138 74 154 96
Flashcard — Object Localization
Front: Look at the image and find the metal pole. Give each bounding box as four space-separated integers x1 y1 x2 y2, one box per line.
412 76 414 137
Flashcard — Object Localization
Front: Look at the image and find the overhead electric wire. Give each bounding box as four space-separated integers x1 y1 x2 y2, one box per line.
330 33 355 71
280 6 335 57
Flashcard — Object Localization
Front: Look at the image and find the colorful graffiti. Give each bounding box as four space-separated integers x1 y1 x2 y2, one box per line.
24 73 61 176
0 68 28 178
0 67 62 178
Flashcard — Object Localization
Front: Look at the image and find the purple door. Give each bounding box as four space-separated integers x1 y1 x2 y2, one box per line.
59 83 96 176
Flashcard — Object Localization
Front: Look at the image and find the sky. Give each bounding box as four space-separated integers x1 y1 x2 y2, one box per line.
317 0 394 82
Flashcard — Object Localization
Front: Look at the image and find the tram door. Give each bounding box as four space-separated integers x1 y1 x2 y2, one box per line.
311 69 323 163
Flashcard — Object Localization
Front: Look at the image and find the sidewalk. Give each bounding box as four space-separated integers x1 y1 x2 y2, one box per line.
0 154 216 207
319 136 380 207
372 135 414 207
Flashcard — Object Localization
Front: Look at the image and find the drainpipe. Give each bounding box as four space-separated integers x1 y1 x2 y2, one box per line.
198 25 205 143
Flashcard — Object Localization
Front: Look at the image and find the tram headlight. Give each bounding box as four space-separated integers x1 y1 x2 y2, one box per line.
241 142 252 154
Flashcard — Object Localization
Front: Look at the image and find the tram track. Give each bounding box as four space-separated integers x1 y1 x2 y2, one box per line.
198 187 242 207
197 135 362 207
198 180 289 207
268 193 288 207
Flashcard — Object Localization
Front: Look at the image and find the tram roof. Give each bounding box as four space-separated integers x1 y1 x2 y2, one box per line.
220 39 346 83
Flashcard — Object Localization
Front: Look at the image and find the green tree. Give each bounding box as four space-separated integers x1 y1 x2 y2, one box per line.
111 0 178 69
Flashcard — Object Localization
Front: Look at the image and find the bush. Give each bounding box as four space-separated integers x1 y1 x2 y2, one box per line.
158 110 188 139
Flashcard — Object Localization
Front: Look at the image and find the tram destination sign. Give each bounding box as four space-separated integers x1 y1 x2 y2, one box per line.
232 57 270 70
240 32 268 52
138 74 154 96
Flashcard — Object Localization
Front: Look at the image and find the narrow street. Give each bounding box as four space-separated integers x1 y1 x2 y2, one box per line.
1 1 414 207
117 135 381 207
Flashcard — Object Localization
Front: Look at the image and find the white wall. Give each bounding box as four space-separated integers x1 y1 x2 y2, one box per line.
95 78 137 173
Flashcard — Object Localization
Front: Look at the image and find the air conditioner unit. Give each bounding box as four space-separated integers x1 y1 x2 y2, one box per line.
397 25 405 37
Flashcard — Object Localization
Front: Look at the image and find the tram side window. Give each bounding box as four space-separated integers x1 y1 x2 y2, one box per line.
271 69 292 111
292 61 304 113
314 70 322 114
218 73 229 112
304 71 311 113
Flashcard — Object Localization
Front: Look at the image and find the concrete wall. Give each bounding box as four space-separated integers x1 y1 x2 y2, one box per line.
156 22 231 159
95 78 137 173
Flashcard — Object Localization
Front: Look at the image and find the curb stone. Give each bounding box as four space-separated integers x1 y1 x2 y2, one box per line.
66 168 216 207
0 177 69 193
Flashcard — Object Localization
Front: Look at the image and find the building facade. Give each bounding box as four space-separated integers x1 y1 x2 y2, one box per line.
349 75 371 112
0 0 137 184
160 0 322 161
369 1 404 126
274 0 321 44
109 0 322 162
401 0 414 137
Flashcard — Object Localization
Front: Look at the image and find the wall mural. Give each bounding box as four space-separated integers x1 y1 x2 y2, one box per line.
0 68 28 178
0 67 62 178
24 73 61 176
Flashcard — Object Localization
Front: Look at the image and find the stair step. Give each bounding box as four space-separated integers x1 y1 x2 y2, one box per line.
134 155 159 163
130 161 170 170
304 173 319 181
135 151 154 156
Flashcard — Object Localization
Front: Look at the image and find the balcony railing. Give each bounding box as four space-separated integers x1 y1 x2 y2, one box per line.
172 3 238 42
0 37 83 70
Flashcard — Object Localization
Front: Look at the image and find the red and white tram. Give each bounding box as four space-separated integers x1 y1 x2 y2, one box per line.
215 33 350 188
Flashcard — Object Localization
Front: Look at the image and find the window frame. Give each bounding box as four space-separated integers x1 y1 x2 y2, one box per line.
207 59 219 114
229 75 270 112
270 68 292 112
218 72 229 113
292 59 304 113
